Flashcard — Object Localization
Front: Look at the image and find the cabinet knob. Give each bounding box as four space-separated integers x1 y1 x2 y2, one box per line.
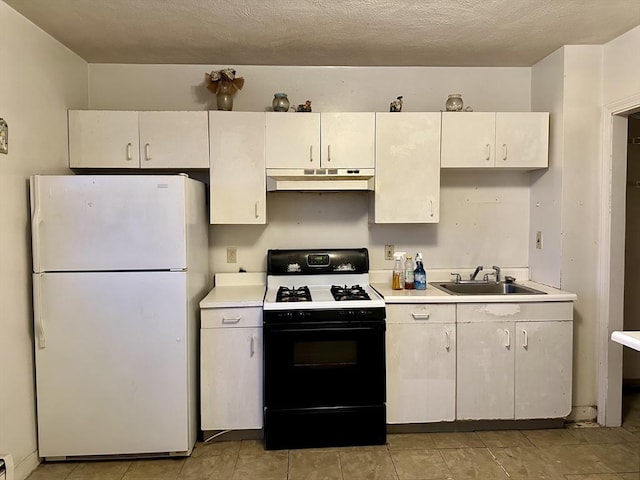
145 143 151 161
486 144 491 161
502 143 508 161
444 330 451 351
126 143 132 160
504 329 511 348
522 329 528 348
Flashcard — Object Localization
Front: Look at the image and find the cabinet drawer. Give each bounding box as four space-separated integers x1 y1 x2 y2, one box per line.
457 302 573 323
201 307 262 328
387 304 455 324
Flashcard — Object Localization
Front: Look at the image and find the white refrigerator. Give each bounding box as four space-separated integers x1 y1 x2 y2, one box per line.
30 174 209 460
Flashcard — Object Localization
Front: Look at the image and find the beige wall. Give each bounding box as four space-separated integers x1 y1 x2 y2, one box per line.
0 3 87 478
88 64 535 275
530 46 604 418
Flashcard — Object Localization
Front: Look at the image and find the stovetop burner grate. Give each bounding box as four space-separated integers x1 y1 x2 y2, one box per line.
330 284 371 301
276 286 312 302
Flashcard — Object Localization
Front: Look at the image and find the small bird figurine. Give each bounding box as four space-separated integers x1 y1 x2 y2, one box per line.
390 96 403 112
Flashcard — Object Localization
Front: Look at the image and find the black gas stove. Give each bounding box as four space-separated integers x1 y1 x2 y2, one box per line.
262 248 386 450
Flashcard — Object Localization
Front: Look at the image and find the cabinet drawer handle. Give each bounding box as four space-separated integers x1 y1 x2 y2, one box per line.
309 145 313 162
126 143 132 160
411 313 430 320
222 316 242 324
250 335 255 357
504 329 511 348
502 143 508 161
327 144 331 162
444 330 451 351
145 143 151 161
486 144 491 161
522 329 528 348
255 201 259 218
430 200 434 217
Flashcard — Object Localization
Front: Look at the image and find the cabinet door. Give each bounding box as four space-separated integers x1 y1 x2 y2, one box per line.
139 111 209 168
69 110 140 168
201 327 263 430
457 321 515 419
515 321 572 419
265 113 320 168
386 322 455 423
495 113 549 169
209 112 266 224
441 112 495 168
374 113 440 223
321 113 375 168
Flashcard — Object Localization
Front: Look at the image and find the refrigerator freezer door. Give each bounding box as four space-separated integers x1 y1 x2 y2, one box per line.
33 271 191 457
31 175 188 272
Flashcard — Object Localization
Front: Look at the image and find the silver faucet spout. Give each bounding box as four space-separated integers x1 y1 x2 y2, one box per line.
470 265 483 280
491 265 501 283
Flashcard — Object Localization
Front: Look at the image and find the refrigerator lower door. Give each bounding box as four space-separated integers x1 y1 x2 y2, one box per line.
33 271 192 458
30 175 190 272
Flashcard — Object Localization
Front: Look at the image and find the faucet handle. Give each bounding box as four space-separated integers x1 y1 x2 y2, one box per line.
450 273 462 283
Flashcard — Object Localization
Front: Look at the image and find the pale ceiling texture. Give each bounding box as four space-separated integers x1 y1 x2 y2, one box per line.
5 0 640 66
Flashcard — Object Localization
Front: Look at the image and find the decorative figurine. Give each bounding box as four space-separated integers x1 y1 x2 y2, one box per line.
296 100 312 112
390 96 403 112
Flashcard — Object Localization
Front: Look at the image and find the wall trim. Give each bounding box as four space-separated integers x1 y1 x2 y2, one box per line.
14 451 39 480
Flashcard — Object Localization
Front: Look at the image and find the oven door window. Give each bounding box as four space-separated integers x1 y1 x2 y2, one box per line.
264 324 385 409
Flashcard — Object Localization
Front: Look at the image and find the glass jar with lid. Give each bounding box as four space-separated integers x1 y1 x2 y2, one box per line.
445 94 464 112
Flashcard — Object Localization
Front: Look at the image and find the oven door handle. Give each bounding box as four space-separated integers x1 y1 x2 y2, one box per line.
268 326 382 334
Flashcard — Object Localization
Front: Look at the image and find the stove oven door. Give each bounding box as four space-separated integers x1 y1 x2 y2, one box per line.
264 319 385 409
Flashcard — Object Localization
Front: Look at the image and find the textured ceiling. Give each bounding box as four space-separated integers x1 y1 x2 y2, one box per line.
5 0 640 66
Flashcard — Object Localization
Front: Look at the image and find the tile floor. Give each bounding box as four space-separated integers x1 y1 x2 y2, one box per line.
26 393 640 480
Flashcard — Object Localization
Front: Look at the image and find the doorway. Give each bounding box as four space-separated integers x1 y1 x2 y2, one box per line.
622 114 640 421
599 97 640 427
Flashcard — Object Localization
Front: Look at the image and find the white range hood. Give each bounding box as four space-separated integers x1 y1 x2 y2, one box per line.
266 168 375 191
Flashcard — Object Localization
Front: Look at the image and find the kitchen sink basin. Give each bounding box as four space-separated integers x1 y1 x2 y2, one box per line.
429 281 546 295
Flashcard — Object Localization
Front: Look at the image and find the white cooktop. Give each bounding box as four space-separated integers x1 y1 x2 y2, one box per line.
263 274 384 311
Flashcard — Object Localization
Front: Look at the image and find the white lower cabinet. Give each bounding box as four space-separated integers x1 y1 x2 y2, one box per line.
200 307 263 431
386 304 456 423
456 302 573 421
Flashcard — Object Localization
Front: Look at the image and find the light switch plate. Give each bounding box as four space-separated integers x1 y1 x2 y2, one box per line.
0 118 7 154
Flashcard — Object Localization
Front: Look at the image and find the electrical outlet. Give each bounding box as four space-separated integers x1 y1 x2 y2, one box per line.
227 247 237 263
385 244 395 260
536 231 543 250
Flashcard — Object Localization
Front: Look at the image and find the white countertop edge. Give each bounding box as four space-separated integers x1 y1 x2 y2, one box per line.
611 331 640 351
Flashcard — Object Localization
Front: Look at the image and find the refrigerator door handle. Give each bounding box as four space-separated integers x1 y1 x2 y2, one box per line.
30 176 42 272
33 275 46 348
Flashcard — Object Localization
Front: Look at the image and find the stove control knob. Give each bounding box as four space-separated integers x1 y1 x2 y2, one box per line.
294 311 305 320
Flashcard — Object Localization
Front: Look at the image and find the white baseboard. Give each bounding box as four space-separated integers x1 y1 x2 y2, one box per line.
14 451 39 480
566 405 598 423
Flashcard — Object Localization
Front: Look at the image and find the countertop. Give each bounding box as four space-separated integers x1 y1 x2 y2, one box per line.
611 331 640 351
199 270 577 308
371 280 577 303
199 272 265 309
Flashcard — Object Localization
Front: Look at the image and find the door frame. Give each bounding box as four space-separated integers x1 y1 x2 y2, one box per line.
597 93 640 426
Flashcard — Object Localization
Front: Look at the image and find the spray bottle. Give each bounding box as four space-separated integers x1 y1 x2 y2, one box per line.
392 252 405 290
414 252 427 290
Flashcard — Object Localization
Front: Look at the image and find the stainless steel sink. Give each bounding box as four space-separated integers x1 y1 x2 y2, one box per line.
429 281 546 295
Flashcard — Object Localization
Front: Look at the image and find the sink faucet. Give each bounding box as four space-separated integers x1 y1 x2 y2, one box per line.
492 265 501 283
470 265 483 280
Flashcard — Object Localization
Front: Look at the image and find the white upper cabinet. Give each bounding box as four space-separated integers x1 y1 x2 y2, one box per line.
320 113 375 169
265 112 375 169
138 111 209 168
209 112 266 224
373 113 441 223
69 111 140 168
69 110 209 169
441 112 549 169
